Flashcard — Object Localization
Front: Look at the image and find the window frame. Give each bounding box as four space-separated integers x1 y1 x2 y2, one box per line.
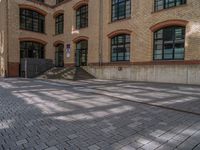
111 0 131 22
154 0 187 12
153 26 186 61
76 5 88 29
20 41 45 59
111 34 131 62
20 8 45 33
55 14 64 35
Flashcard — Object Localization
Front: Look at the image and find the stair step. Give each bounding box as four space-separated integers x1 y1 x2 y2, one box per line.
36 67 95 81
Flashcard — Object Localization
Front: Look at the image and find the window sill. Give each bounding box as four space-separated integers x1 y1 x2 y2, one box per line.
54 33 64 36
75 26 89 30
108 17 131 24
152 4 188 14
20 29 46 35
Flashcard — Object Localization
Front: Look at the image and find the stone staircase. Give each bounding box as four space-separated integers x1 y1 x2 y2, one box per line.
36 67 95 81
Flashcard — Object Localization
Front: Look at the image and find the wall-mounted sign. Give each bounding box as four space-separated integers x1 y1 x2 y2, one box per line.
66 44 71 58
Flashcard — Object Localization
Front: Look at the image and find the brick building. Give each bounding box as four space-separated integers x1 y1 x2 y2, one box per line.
0 0 200 84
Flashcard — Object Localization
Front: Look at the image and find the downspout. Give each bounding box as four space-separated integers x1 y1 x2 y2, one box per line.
6 0 9 77
98 0 103 66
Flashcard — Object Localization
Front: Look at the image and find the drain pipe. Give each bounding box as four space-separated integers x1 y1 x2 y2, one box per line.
98 0 103 66
6 0 9 77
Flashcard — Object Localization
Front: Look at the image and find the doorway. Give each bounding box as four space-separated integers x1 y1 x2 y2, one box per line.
76 40 88 67
55 44 64 67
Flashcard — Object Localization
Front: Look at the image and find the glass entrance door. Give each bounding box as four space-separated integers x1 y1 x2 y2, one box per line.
76 40 88 67
55 44 64 67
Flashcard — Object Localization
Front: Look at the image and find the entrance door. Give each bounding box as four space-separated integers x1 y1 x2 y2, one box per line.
76 40 88 67
55 44 64 67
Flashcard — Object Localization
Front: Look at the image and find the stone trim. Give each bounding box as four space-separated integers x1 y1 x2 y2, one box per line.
53 10 64 18
88 60 200 66
150 19 188 32
107 29 132 38
73 0 89 10
53 41 65 47
72 36 89 43
18 4 48 16
19 37 47 45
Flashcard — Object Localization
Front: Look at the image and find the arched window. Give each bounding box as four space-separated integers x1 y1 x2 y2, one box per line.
55 14 64 35
20 41 45 59
153 26 185 60
76 5 88 29
154 0 186 11
111 34 130 62
20 9 45 33
111 0 131 21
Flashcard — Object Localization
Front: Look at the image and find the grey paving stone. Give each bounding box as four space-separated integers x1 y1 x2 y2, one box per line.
0 78 200 150
45 146 58 150
88 144 100 150
16 139 27 146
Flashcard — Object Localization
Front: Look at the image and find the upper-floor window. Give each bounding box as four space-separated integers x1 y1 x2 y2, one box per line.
20 9 45 33
154 0 186 11
111 34 130 62
153 26 185 60
76 5 88 29
56 0 64 4
111 0 131 22
55 14 64 35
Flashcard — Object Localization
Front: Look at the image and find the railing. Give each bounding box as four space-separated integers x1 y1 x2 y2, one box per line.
20 58 53 78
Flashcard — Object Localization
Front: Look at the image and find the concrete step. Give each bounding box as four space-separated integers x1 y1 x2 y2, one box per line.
36 67 95 81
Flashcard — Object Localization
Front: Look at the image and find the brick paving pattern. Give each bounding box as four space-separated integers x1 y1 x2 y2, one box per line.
0 78 200 150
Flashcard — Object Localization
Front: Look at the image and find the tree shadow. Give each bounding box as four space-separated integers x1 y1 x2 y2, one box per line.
0 78 200 150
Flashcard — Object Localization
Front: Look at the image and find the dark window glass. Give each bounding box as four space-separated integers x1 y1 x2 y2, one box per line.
55 14 64 35
153 26 185 60
20 41 45 59
56 0 64 4
111 34 130 62
112 0 131 22
155 0 186 11
20 9 45 33
76 5 88 29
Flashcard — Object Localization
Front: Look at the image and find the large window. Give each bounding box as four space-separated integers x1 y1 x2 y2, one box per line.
155 0 186 11
20 41 45 59
153 26 185 60
76 5 88 29
20 9 45 33
111 34 130 62
111 0 131 22
55 14 64 35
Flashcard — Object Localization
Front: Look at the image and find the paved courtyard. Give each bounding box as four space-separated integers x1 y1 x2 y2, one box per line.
0 78 200 150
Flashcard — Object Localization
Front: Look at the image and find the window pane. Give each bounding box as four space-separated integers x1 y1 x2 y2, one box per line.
111 34 130 62
153 26 185 60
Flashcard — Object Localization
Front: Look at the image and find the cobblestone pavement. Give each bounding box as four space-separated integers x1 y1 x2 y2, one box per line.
0 78 200 150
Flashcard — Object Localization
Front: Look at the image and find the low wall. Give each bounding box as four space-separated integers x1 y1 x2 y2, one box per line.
83 64 200 85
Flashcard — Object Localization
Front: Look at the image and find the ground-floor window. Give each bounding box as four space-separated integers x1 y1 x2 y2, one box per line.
111 34 130 62
20 41 45 59
153 26 185 60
